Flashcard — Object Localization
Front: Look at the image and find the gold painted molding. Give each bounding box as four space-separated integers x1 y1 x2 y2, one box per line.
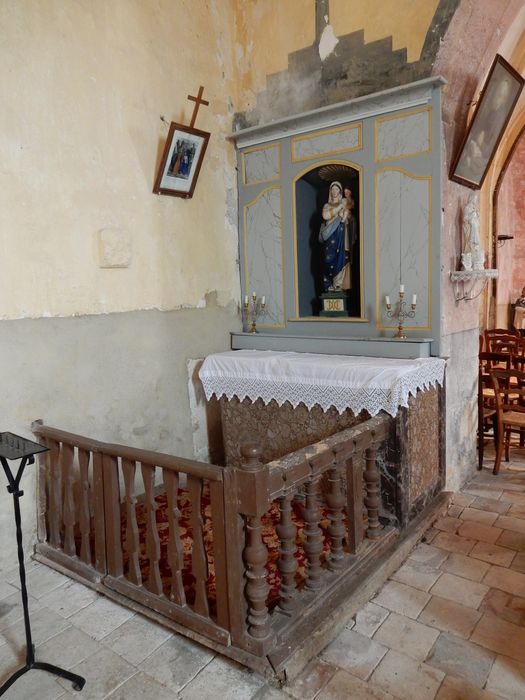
241 142 282 187
291 122 363 163
375 166 432 331
243 185 286 328
374 106 432 163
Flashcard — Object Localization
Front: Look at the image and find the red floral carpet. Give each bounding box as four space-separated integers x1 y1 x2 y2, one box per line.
126 487 334 613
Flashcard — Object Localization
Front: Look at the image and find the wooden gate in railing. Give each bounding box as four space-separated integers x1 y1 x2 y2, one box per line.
32 415 396 674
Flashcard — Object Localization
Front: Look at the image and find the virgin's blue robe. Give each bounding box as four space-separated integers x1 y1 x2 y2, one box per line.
319 217 348 292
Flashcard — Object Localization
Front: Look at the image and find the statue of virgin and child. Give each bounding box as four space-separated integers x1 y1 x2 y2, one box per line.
318 181 357 292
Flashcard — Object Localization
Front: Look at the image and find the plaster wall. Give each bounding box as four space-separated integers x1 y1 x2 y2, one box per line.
0 0 242 572
496 131 525 318
0 0 240 320
0 305 238 570
234 0 440 114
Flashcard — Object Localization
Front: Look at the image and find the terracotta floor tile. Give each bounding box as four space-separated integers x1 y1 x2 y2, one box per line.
409 543 449 568
390 559 442 592
433 532 476 555
320 628 387 681
485 654 525 699
494 515 525 534
469 540 516 567
440 553 490 582
372 581 430 620
470 496 511 515
435 516 462 533
459 508 498 526
496 529 525 551
456 521 502 545
479 588 525 628
418 595 482 639
510 551 525 573
316 669 395 699
425 631 495 688
470 613 525 662
353 603 389 638
435 674 502 699
369 649 444 700
482 564 525 597
373 612 439 661
285 658 337 700
429 573 489 610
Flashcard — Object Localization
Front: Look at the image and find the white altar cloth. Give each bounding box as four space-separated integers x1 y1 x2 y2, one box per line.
199 350 445 417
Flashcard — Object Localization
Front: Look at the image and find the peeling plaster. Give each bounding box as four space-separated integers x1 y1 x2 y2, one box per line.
319 20 339 61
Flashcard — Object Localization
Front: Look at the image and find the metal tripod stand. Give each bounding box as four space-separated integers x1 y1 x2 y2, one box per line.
0 432 86 696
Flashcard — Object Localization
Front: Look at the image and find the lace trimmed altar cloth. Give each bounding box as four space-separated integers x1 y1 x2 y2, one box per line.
199 350 445 418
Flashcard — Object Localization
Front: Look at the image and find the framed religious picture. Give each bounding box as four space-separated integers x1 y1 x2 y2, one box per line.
450 54 524 189
153 122 210 198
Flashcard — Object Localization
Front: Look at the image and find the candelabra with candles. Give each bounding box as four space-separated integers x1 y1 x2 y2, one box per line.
385 285 417 340
243 291 266 333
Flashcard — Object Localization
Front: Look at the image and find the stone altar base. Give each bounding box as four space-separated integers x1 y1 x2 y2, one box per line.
219 385 445 529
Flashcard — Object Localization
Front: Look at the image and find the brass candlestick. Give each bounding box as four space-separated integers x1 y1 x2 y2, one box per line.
243 292 266 333
385 290 417 340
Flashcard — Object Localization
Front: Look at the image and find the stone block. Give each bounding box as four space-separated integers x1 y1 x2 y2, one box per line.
425 632 495 687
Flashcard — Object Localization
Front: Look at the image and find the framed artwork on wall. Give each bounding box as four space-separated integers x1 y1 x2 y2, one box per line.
153 122 210 198
450 54 524 189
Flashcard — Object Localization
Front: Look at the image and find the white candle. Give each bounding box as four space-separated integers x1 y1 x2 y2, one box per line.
244 295 248 305
399 284 405 293
412 294 417 305
385 295 391 306
261 296 266 305
252 291 256 299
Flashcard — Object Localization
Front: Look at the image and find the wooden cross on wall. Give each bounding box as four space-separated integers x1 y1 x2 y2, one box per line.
187 86 209 128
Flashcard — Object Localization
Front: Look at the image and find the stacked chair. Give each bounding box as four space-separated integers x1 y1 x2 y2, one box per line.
479 328 525 474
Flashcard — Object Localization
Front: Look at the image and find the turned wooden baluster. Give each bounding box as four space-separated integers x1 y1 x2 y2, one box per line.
77 448 92 565
188 475 209 617
241 444 270 639
122 459 141 586
364 443 382 540
326 460 346 571
47 438 62 548
276 493 297 613
303 476 323 590
163 468 186 606
141 463 163 594
61 442 76 557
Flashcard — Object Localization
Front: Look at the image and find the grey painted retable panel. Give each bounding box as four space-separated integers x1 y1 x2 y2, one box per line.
235 78 443 359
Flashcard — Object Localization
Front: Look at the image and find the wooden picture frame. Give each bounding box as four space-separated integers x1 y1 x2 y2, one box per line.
450 54 524 190
153 122 210 198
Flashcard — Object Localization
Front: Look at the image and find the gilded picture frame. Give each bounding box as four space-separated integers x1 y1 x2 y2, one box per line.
450 54 524 190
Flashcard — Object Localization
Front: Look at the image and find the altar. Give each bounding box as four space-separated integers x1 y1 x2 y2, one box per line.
200 349 446 529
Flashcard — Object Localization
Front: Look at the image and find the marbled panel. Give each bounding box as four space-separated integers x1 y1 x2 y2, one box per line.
377 169 431 328
376 109 430 162
407 386 440 506
292 123 361 161
244 187 284 326
243 144 280 185
221 397 366 467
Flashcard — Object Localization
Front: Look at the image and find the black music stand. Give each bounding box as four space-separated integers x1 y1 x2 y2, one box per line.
0 432 85 696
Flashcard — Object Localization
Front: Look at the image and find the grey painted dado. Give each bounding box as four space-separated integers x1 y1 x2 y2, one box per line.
232 77 444 357
0 306 238 568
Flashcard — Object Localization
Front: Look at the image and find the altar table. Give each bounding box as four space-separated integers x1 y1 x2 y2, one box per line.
200 350 446 528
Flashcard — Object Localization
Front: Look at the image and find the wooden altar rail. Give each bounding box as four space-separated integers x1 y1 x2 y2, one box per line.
31 415 393 675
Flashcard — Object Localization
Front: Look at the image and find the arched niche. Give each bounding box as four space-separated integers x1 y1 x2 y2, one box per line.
293 161 362 319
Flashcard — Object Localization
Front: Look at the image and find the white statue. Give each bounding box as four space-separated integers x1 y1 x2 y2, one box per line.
462 195 484 270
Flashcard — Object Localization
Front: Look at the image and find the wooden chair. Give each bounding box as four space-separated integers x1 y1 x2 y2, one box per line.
486 333 523 355
478 368 497 470
489 368 525 474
